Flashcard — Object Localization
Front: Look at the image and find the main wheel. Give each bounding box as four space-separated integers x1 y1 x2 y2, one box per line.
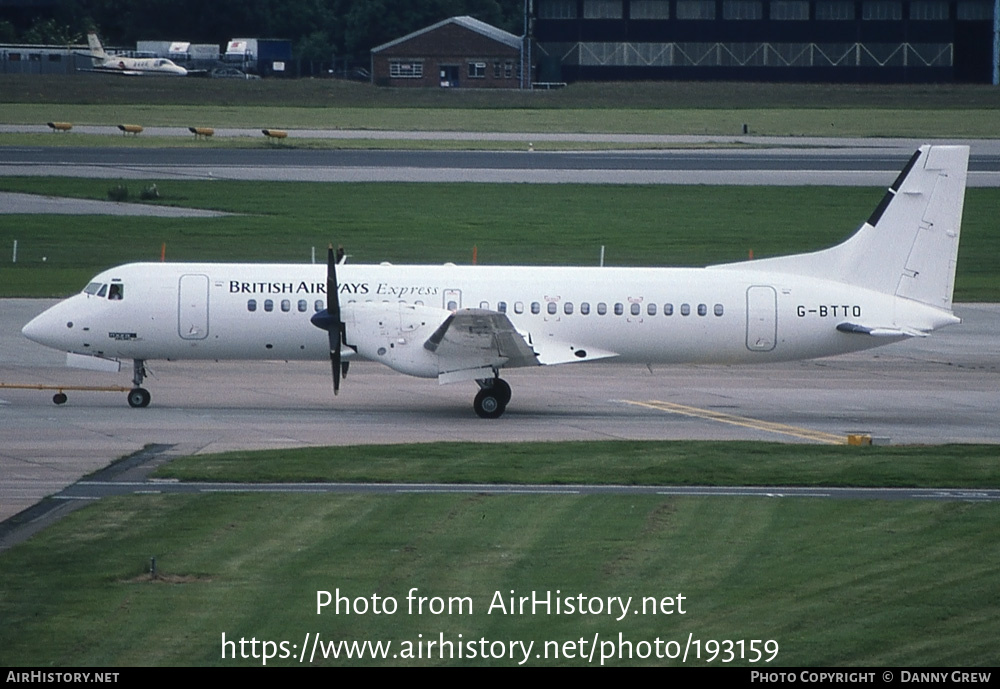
474 388 506 419
490 378 512 407
127 387 151 408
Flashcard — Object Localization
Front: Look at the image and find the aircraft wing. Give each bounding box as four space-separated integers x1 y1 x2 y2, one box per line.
425 308 618 383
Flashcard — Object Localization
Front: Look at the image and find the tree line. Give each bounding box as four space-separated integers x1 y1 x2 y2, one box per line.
1 0 527 73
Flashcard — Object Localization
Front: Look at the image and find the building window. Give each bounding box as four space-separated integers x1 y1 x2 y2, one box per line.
771 1 809 20
910 0 949 19
584 0 624 18
863 1 902 20
630 0 670 19
468 61 486 78
677 1 717 19
816 1 855 19
539 0 578 18
389 61 423 78
957 0 993 19
505 61 514 78
724 1 763 19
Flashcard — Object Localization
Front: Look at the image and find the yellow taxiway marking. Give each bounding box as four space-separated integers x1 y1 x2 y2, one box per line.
622 400 847 445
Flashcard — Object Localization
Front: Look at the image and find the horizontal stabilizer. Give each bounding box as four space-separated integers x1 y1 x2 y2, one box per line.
836 322 927 338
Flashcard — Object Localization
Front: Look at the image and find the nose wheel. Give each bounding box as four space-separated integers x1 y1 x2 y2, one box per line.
127 387 151 408
473 378 511 419
127 359 151 408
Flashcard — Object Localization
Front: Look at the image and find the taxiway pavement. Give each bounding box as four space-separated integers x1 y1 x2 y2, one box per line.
2 299 997 523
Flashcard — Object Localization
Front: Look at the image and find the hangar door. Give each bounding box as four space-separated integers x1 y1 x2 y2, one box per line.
745 285 776 352
178 274 210 340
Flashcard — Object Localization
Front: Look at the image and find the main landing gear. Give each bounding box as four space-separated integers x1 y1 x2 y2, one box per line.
473 377 511 419
128 359 151 408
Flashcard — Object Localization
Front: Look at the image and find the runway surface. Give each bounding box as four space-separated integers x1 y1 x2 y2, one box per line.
2 298 998 522
4 144 1000 186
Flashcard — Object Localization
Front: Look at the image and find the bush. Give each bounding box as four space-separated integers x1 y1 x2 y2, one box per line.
107 184 128 202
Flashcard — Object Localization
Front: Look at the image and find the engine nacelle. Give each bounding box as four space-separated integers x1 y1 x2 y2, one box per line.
342 301 450 378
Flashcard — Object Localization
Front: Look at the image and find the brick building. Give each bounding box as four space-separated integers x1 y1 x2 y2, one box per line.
371 16 526 88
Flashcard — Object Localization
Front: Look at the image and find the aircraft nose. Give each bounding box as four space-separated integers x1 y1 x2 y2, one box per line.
22 308 66 349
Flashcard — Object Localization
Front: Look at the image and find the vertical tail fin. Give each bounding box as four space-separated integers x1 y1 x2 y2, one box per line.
718 145 969 311
87 32 107 60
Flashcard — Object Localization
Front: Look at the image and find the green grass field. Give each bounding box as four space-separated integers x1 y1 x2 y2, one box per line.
0 440 996 666
3 76 1000 137
2 178 998 300
158 441 1000 488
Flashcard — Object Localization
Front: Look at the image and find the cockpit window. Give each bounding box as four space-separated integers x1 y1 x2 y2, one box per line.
97 284 108 298
108 283 123 300
84 282 102 295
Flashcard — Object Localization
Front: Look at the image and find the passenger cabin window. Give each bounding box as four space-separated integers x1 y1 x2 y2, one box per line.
547 302 557 315
597 302 607 315
264 299 274 312
531 302 540 314
314 300 324 312
630 303 641 316
614 303 624 316
681 303 691 316
664 303 674 316
714 303 725 316
498 301 507 314
698 303 707 316
581 302 590 315
248 299 257 312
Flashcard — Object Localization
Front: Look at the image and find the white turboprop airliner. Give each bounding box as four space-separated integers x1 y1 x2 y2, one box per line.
22 145 968 418
80 32 188 76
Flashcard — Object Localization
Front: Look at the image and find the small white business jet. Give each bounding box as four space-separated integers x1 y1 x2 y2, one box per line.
22 145 968 418
80 32 188 76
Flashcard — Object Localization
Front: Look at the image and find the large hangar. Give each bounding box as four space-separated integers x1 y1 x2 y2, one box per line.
533 0 998 82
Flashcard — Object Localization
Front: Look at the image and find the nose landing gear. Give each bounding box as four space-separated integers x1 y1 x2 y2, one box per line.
127 359 151 408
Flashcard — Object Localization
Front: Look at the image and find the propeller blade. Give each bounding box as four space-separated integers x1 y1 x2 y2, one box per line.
327 245 342 395
309 245 344 396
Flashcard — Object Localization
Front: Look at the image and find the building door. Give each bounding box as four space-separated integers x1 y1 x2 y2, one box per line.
439 65 459 87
